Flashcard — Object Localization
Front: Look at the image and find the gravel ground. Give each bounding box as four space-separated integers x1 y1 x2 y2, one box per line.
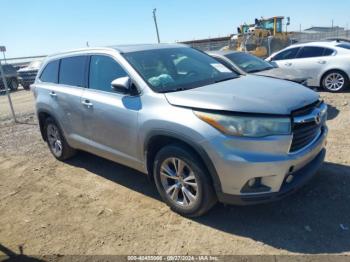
0 89 349 256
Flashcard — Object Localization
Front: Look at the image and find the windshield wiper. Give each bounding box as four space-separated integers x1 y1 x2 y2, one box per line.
159 87 188 93
248 67 274 73
214 76 237 83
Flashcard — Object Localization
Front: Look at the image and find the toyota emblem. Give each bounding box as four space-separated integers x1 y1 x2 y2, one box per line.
315 113 321 125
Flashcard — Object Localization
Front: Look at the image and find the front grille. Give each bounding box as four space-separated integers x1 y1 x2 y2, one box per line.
290 122 321 152
292 100 322 116
19 70 38 79
290 101 325 153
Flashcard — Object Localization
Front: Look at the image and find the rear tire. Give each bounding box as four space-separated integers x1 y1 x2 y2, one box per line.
322 70 349 92
9 78 18 91
44 117 76 161
153 144 217 217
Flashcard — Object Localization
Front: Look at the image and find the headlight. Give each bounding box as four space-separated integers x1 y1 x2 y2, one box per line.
194 111 291 137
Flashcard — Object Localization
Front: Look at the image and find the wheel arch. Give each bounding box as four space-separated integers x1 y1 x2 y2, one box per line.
37 110 61 141
144 131 223 195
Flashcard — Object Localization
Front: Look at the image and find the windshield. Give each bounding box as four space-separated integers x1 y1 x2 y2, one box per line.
28 60 42 69
225 52 274 73
122 47 238 93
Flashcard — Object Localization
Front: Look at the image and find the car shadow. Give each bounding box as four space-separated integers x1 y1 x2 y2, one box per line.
67 152 350 254
327 103 340 120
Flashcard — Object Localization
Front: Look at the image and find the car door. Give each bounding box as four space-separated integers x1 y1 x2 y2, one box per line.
37 57 87 144
56 56 88 141
286 46 334 82
270 47 301 70
80 54 140 166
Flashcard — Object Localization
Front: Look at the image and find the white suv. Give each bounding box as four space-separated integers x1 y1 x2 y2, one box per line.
266 41 350 92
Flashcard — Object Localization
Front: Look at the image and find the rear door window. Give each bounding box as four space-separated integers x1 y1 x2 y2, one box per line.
297 47 325 58
59 56 88 87
89 55 128 92
40 60 59 83
272 47 300 61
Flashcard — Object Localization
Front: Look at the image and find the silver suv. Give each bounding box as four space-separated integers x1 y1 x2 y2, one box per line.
32 44 327 217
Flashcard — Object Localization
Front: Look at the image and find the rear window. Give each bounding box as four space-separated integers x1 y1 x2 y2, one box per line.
40 60 59 83
59 56 88 87
3 65 16 74
337 43 350 50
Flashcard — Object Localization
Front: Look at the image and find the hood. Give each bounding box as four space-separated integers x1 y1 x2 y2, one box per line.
165 75 319 115
18 67 39 73
253 67 307 82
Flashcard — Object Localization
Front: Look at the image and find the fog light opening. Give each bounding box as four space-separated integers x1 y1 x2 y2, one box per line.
286 175 294 184
241 177 271 193
289 166 294 173
248 178 256 187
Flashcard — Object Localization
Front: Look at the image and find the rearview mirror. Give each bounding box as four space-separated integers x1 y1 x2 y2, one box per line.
111 76 131 94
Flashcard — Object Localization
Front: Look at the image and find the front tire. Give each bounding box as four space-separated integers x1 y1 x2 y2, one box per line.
322 70 349 92
153 144 216 217
22 84 30 90
44 118 76 161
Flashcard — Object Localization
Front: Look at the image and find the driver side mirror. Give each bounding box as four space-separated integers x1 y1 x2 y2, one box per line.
111 76 131 94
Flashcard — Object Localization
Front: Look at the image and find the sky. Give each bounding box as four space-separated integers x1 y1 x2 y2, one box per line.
1 0 350 58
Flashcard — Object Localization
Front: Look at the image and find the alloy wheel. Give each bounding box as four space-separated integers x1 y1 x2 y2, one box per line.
325 73 345 91
160 157 198 207
47 124 63 158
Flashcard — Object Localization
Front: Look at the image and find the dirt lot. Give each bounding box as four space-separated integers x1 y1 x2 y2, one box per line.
0 89 350 256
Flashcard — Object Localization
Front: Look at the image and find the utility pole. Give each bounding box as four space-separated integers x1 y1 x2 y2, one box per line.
0 46 6 63
0 53 17 123
153 8 160 43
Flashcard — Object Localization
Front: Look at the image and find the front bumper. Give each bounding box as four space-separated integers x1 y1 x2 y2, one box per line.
18 77 35 86
200 125 327 205
218 148 325 205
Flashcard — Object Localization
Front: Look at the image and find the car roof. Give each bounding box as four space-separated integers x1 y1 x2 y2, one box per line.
111 43 187 53
287 41 344 49
46 43 188 60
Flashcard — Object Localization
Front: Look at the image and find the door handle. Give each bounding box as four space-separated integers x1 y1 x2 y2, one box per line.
49 91 57 97
318 60 326 64
285 62 292 66
82 99 93 108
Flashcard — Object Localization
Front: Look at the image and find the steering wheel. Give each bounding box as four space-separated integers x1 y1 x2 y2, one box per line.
244 64 256 71
186 70 199 77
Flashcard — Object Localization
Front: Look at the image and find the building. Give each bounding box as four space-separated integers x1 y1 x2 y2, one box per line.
304 26 345 33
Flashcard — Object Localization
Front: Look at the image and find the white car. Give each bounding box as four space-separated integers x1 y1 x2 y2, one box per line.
266 41 350 92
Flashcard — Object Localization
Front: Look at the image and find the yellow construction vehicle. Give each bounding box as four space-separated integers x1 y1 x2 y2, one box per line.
222 16 292 58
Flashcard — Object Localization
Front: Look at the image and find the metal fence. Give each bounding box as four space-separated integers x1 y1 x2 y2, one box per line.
292 30 350 43
182 30 350 52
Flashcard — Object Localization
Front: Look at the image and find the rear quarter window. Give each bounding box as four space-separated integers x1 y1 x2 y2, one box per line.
323 48 335 56
40 60 59 83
